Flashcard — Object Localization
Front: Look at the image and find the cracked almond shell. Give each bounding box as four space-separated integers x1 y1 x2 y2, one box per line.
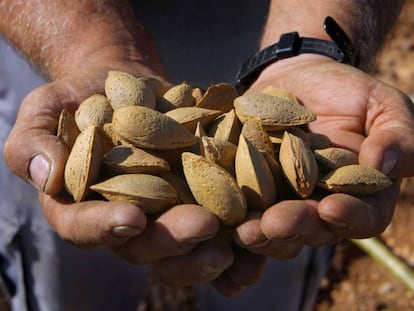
235 135 277 210
182 152 247 225
279 132 318 198
201 136 237 176
206 109 241 145
240 117 275 159
91 174 178 214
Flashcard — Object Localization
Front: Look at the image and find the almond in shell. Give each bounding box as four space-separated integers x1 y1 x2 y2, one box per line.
201 136 237 176
158 82 195 111
318 165 392 195
195 83 237 113
234 92 316 130
103 145 170 175
182 152 247 225
279 132 318 198
105 71 156 110
235 135 277 210
57 109 80 150
240 117 275 160
165 107 221 132
314 147 358 170
207 109 241 145
64 125 103 202
112 106 197 149
91 174 178 214
75 94 113 131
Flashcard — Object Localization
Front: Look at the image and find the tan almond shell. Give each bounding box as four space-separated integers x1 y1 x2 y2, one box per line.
90 174 178 214
112 106 197 149
235 135 277 210
105 71 156 110
279 132 318 198
159 171 197 204
318 165 392 195
308 133 332 150
192 87 204 103
267 128 310 146
266 130 284 144
64 125 103 202
103 145 170 175
161 82 196 108
206 109 241 145
195 83 238 113
234 92 316 130
241 117 275 160
262 86 299 103
201 136 237 176
262 151 293 200
165 107 222 132
101 123 126 147
182 152 247 226
194 121 206 137
75 94 113 131
137 76 169 99
57 109 81 150
314 147 358 170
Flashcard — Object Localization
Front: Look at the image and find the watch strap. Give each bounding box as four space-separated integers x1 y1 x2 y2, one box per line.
235 16 359 94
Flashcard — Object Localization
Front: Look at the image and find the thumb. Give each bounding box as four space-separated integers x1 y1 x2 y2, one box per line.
359 92 414 178
3 84 72 194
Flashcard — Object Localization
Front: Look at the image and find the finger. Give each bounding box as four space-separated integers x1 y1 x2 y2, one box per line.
212 249 266 297
40 193 147 247
234 211 304 259
4 83 74 194
260 200 340 246
360 84 414 177
317 181 401 239
150 238 234 287
112 204 220 265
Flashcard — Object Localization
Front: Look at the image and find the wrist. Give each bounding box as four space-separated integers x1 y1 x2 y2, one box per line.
236 17 358 93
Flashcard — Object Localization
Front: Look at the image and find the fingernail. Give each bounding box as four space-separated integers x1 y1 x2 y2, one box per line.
381 149 399 175
320 216 347 229
185 232 217 244
112 226 143 238
29 154 51 192
200 264 228 281
269 235 299 242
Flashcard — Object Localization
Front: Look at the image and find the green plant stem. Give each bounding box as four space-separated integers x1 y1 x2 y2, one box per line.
351 237 414 292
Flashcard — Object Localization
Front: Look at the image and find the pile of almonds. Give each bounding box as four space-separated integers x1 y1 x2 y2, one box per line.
58 71 392 226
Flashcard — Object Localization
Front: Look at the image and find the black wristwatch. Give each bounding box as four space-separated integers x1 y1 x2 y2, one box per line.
235 16 360 94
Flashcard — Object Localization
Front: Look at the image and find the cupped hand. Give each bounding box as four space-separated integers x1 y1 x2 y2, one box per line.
235 54 414 258
2 66 233 285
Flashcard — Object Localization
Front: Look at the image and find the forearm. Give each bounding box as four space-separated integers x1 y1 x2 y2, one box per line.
0 0 166 80
262 0 406 70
